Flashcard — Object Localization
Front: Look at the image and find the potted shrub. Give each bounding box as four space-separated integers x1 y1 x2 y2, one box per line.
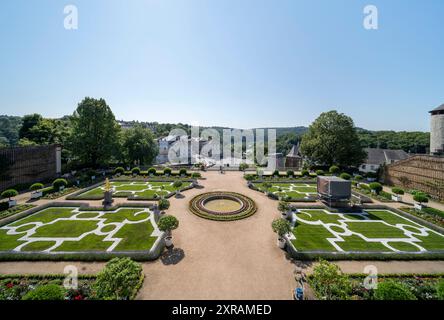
315 169 325 176
366 172 378 182
286 170 294 178
339 173 351 180
391 187 404 202
272 218 291 249
114 167 124 177
239 163 249 172
369 182 383 195
278 201 292 220
413 192 428 211
329 165 340 176
148 167 156 177
163 167 172 177
272 170 280 178
131 167 141 176
158 215 179 247
30 183 44 199
52 178 68 192
158 198 170 211
354 175 363 187
1 189 18 207
173 180 183 197
301 169 310 177
179 168 187 177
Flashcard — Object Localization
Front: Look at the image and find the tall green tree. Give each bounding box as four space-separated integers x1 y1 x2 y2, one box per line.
68 97 120 168
19 114 43 140
300 110 366 167
121 125 158 165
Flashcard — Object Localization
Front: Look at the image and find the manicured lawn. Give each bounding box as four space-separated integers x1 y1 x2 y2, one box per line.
73 181 193 200
0 206 161 254
291 208 444 253
253 182 317 200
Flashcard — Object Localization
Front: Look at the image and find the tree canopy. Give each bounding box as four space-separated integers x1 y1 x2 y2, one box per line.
121 125 158 166
68 97 120 168
300 110 367 167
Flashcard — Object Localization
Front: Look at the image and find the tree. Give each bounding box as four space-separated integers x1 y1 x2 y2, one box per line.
68 97 120 168
309 260 352 300
373 281 416 300
300 111 367 167
121 125 158 166
413 192 429 205
94 258 142 300
19 114 43 140
271 218 291 237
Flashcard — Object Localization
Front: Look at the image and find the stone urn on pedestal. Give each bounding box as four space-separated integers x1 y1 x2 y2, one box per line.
102 178 114 207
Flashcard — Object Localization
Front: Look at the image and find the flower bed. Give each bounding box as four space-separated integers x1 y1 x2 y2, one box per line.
189 192 257 221
0 204 35 221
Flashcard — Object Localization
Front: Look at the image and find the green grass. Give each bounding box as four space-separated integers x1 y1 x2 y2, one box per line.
54 234 113 252
32 220 99 238
0 229 25 251
9 208 77 226
253 182 317 200
291 208 444 254
113 220 157 251
21 241 57 252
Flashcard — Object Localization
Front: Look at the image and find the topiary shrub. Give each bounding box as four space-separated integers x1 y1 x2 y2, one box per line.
329 165 340 175
22 284 65 301
147 167 156 175
30 183 44 191
114 167 125 175
272 170 280 177
173 180 183 189
359 184 370 191
315 170 325 176
301 169 310 177
413 192 429 204
373 280 417 300
163 167 172 176
392 187 405 195
271 218 291 237
262 182 272 191
278 201 291 213
1 189 18 200
52 178 68 191
354 175 363 181
158 215 179 235
179 168 187 176
339 173 351 180
191 172 201 179
93 257 142 300
131 167 141 176
369 182 383 194
239 163 249 171
158 198 170 211
286 170 294 177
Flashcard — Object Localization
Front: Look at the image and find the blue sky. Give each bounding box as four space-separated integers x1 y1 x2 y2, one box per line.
0 0 443 131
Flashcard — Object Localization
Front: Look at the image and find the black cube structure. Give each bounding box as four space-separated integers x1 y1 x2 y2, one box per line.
317 176 351 207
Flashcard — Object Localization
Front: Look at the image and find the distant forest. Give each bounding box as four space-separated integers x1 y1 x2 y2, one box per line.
0 115 430 155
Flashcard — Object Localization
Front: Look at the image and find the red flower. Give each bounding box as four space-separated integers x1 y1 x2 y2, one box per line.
74 294 83 300
6 283 13 289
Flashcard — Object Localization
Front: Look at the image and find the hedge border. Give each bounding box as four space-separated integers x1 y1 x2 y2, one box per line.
189 192 257 221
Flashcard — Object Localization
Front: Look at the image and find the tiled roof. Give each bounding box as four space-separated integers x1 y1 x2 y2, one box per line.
364 148 409 165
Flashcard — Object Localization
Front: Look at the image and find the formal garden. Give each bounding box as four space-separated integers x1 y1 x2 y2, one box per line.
250 182 317 201
285 208 444 258
69 180 194 201
0 205 165 260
